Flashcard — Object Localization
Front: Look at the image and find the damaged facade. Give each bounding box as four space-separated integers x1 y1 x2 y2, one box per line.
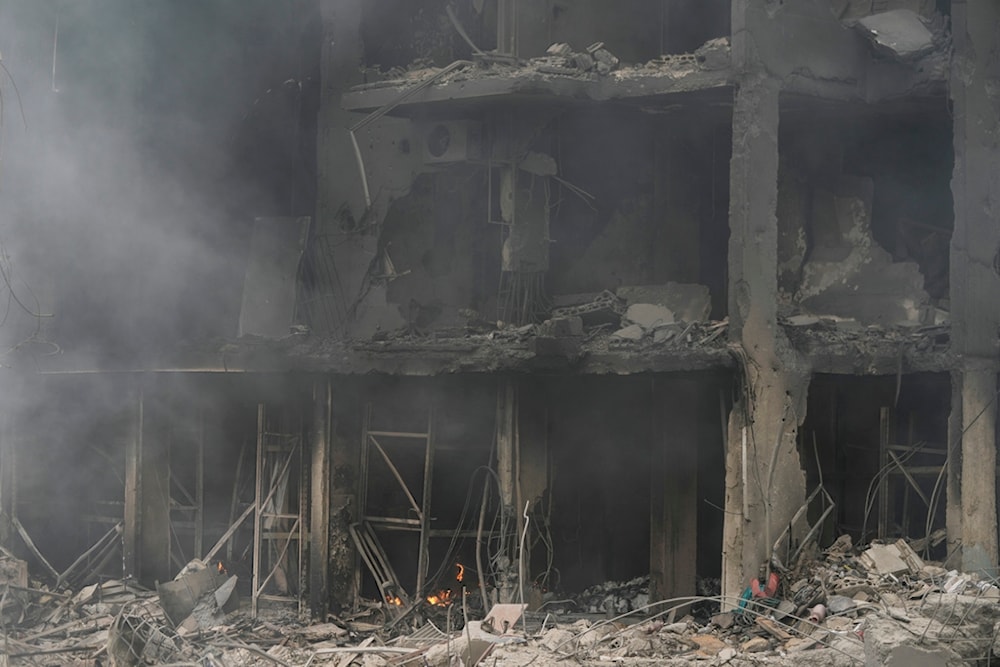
5 0 1000 664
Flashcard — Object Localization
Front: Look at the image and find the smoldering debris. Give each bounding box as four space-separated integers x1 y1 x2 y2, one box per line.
5 528 1000 665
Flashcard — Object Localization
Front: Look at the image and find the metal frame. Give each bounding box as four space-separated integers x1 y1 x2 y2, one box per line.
251 403 307 616
358 403 436 601
167 405 205 571
878 406 946 539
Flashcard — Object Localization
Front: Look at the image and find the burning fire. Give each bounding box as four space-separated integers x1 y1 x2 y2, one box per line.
385 595 404 606
426 589 453 606
217 562 227 575
455 563 465 582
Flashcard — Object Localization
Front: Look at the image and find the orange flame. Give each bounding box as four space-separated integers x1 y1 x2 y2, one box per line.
455 563 465 583
426 589 453 606
385 595 404 606
217 562 227 575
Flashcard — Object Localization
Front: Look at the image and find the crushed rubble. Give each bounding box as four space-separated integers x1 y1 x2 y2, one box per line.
5 529 1000 665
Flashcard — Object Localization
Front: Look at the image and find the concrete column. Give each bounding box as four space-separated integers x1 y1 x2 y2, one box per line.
309 378 332 617
138 392 171 585
949 0 1000 575
723 5 809 605
649 378 698 605
123 384 143 580
495 377 519 603
329 392 358 612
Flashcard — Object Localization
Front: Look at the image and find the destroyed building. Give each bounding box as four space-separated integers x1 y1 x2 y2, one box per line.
2 0 1000 659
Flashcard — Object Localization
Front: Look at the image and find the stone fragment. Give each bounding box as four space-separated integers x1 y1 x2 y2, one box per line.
855 10 935 61
711 612 735 629
860 543 910 576
690 634 727 657
785 314 820 326
616 283 711 323
538 316 583 337
740 636 769 653
662 622 688 634
718 647 737 663
827 595 856 615
625 303 675 330
611 324 644 341
694 37 730 70
539 627 575 652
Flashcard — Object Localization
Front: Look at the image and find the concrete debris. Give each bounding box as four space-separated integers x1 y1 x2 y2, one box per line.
694 37 731 70
587 42 621 75
854 10 936 61
611 324 645 341
537 316 584 337
616 283 712 324
859 539 924 576
796 176 930 325
624 303 675 330
552 290 626 325
7 531 996 666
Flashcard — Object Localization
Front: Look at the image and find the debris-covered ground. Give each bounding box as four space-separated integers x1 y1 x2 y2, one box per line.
4 534 1000 666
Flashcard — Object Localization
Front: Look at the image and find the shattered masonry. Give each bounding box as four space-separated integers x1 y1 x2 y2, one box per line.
4 0 1000 665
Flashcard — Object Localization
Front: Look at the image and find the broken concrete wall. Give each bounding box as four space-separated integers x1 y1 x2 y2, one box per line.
745 0 947 102
551 109 723 301
776 112 949 323
380 173 487 330
319 1 473 338
796 176 930 325
744 0 870 98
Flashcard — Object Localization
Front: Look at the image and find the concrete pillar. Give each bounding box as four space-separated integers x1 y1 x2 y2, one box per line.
949 0 1000 575
649 378 698 605
123 384 143 580
138 392 171 585
309 378 332 617
723 2 809 606
495 377 519 603
329 391 358 612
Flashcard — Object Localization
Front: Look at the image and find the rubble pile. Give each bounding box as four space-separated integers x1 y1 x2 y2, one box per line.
6 532 1000 666
573 576 651 615
390 535 1000 667
0 552 362 667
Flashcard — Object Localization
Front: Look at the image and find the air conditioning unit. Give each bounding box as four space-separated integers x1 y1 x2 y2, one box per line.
418 121 484 164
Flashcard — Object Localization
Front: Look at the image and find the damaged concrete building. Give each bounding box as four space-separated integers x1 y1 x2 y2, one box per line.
3 0 1000 646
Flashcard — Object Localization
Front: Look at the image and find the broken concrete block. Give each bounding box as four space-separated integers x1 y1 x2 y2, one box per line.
691 634 728 657
741 636 769 653
616 283 711 323
859 543 910 576
711 612 735 629
865 617 965 666
625 303 675 330
827 595 856 614
546 42 572 56
518 151 558 176
611 324 645 341
572 51 596 71
0 555 27 588
855 10 935 61
586 42 620 75
893 538 925 573
538 316 583 337
694 37 730 70
796 177 929 325
652 326 678 344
